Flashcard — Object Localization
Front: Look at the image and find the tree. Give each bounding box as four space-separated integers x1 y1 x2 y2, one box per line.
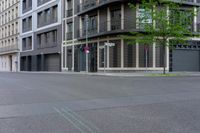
124 0 197 74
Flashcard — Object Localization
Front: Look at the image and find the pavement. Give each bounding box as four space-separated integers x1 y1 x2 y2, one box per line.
0 72 200 133
19 71 200 77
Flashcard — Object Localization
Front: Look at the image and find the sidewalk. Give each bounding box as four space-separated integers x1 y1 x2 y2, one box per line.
18 71 200 77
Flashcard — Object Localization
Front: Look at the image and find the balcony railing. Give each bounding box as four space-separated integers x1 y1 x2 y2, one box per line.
22 6 32 14
38 18 57 28
37 42 57 49
22 44 32 51
22 26 32 33
77 0 123 14
77 19 136 38
0 44 19 53
38 0 51 6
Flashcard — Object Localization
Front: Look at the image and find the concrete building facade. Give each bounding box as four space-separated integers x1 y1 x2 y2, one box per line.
20 0 62 71
62 0 200 72
0 0 20 72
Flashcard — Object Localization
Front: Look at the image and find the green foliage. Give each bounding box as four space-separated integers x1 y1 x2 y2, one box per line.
123 0 199 73
124 0 198 47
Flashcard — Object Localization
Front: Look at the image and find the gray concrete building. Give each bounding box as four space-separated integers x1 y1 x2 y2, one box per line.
62 0 200 72
20 0 62 71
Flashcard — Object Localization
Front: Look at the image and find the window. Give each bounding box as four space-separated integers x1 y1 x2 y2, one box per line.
67 22 73 40
111 9 121 30
37 6 58 27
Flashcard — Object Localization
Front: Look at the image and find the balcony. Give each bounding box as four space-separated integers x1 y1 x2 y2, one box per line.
38 0 51 6
0 44 19 54
38 18 57 28
22 44 32 51
77 19 136 39
77 0 124 15
37 42 57 49
22 6 32 14
22 26 32 33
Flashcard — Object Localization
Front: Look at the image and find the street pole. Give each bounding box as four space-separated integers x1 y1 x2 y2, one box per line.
85 15 89 73
104 45 106 74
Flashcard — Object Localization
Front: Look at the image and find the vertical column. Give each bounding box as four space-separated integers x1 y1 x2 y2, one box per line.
97 40 100 69
194 7 197 32
107 7 111 31
80 17 82 37
153 42 156 68
65 46 67 70
61 44 64 70
121 39 124 68
136 41 139 68
72 45 74 71
121 4 124 30
97 10 100 33
136 4 139 29
107 39 109 68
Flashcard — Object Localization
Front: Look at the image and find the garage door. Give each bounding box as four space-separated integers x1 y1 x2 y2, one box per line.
45 54 60 71
172 49 200 71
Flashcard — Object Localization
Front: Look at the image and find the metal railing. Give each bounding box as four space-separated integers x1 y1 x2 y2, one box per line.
37 42 57 49
77 19 136 38
38 0 51 6
22 6 32 14
22 26 32 33
38 18 57 28
77 0 123 13
0 44 19 53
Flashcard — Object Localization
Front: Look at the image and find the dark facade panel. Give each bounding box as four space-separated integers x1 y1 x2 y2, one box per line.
172 49 200 71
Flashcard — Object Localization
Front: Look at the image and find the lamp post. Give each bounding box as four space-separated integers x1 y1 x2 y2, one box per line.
85 15 89 73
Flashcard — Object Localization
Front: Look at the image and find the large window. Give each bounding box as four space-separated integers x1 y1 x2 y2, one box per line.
109 40 121 68
22 16 32 32
111 9 121 30
139 43 153 67
67 22 73 40
22 36 32 51
37 5 58 28
37 30 57 49
22 0 32 13
124 41 136 67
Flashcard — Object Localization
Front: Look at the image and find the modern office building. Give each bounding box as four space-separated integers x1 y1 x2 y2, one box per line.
20 0 62 71
62 0 200 72
0 0 20 72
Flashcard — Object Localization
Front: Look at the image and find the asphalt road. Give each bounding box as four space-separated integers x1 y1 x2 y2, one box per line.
0 72 200 133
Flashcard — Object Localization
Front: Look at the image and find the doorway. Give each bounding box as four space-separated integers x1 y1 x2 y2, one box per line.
9 55 12 71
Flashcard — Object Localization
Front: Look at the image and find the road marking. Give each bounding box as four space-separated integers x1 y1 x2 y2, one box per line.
54 107 98 133
54 107 87 133
62 107 99 131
